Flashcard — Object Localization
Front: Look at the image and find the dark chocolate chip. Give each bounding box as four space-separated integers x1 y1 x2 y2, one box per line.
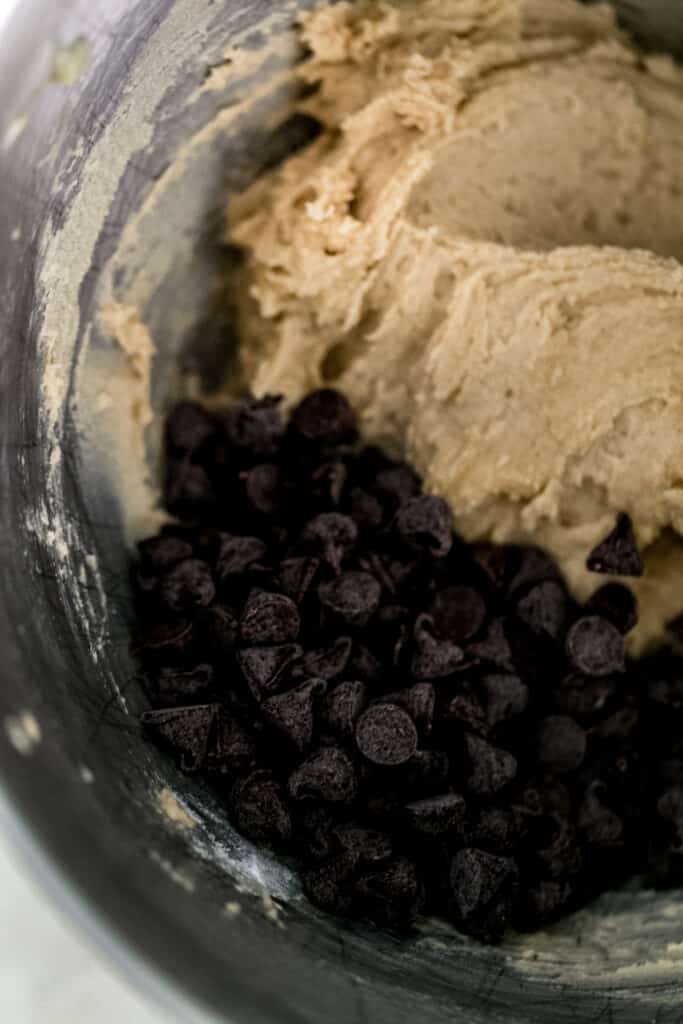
587 583 638 635
349 488 385 531
537 716 587 774
232 770 292 845
533 814 582 879
446 684 489 735
555 673 618 720
399 683 436 736
292 636 353 682
215 535 268 583
302 513 358 573
404 794 466 836
514 881 573 931
465 734 518 797
399 749 451 794
159 559 215 615
310 460 347 508
356 704 418 767
450 848 518 926
319 571 382 628
138 535 194 573
515 580 567 640
587 513 643 577
480 674 529 729
149 664 214 706
507 546 562 596
471 544 519 591
166 401 217 455
224 394 285 457
347 643 383 685
468 618 515 673
411 614 465 680
206 712 257 776
578 783 624 848
321 680 367 740
374 464 422 507
277 557 320 605
567 616 626 677
394 495 453 559
242 463 283 517
591 706 640 742
334 825 393 868
466 807 523 853
297 806 338 862
302 860 354 916
131 619 194 663
240 592 301 645
353 857 423 929
431 585 488 645
291 389 358 446
288 746 358 804
195 605 238 659
141 704 219 772
164 461 215 518
261 678 327 753
238 644 302 700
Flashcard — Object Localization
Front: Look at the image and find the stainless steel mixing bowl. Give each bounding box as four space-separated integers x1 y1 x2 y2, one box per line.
1 2 682 1022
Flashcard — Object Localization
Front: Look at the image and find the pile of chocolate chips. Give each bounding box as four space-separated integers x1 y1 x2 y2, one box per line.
132 389 683 942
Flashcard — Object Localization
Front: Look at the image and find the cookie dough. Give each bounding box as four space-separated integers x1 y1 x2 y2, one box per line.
230 0 683 652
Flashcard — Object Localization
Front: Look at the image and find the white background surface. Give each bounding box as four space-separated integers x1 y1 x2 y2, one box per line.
0 0 166 1019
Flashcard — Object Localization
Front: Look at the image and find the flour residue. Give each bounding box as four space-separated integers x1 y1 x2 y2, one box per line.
4 711 42 756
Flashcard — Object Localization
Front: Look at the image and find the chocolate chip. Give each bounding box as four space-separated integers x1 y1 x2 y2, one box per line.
450 849 518 936
291 389 358 446
411 614 465 679
319 572 382 628
277 557 320 605
301 513 358 573
159 559 215 615
587 513 643 577
240 592 300 645
347 643 383 685
261 679 327 753
243 463 283 517
206 712 257 776
196 605 238 658
394 495 453 559
353 857 423 929
215 535 268 583
164 461 215 518
515 580 567 640
537 716 587 774
514 881 572 931
532 814 582 879
480 674 529 729
399 683 436 736
141 704 218 772
465 734 518 797
466 808 523 853
356 704 418 767
555 673 617 720
232 771 292 845
349 487 385 531
131 619 194 664
310 460 347 508
334 825 393 868
238 644 302 700
446 684 488 735
138 535 194 572
404 794 466 836
292 636 353 682
288 746 358 804
431 585 488 644
578 783 624 848
302 860 354 916
374 464 422 507
468 618 515 673
507 546 562 596
567 617 626 677
471 544 519 591
224 394 285 457
399 750 451 794
321 680 367 739
166 401 217 455
149 664 214 706
587 583 638 635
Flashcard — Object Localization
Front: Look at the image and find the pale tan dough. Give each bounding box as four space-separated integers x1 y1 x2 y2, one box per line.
230 0 683 652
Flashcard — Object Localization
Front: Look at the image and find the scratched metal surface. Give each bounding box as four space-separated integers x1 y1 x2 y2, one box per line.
0 3 682 1024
